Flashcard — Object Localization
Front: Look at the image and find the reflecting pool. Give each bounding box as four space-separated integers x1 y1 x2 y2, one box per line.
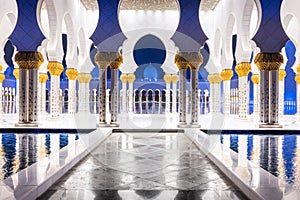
221 134 300 186
0 133 78 180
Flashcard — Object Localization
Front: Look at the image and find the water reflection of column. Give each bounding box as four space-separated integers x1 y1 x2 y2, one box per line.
164 74 171 113
277 136 285 182
50 134 60 167
238 135 248 168
223 135 231 157
68 134 75 159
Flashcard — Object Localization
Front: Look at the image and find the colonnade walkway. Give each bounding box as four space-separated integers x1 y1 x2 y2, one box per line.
39 132 247 200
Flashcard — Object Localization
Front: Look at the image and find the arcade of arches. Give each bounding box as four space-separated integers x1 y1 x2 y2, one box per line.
0 0 299 129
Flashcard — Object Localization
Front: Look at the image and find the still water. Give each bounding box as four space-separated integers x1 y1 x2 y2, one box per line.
221 134 300 186
0 133 78 180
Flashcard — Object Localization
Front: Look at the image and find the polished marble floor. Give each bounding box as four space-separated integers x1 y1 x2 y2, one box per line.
39 132 248 200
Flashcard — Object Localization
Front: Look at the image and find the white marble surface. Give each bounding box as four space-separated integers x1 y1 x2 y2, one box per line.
185 129 300 200
0 128 111 200
0 113 299 130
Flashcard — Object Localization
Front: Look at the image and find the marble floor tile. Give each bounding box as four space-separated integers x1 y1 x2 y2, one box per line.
39 132 248 200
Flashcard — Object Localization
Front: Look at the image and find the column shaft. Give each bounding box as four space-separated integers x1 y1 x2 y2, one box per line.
122 82 127 113
255 53 282 128
110 69 118 125
68 80 76 114
190 69 199 126
238 76 248 119
165 83 170 113
98 68 107 125
172 82 177 113
179 69 187 126
15 52 43 127
223 81 230 114
50 76 60 118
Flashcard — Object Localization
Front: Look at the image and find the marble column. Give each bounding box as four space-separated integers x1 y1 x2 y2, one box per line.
120 74 128 113
235 63 251 120
66 68 78 114
38 73 48 114
295 73 300 115
13 68 19 114
278 69 286 121
251 74 259 116
0 73 4 114
15 52 44 127
171 74 179 114
207 74 222 113
188 53 203 127
95 52 110 127
175 53 189 127
254 53 283 128
164 74 172 113
127 74 135 113
77 73 92 112
109 54 123 127
221 69 233 115
47 61 64 119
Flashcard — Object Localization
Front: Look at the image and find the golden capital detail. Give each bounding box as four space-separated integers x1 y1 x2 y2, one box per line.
127 74 136 84
279 69 286 81
39 73 48 83
175 52 203 70
120 74 128 84
66 68 78 80
251 74 259 84
295 74 300 84
221 69 233 81
254 53 283 71
0 73 5 83
171 74 179 84
47 61 64 76
164 74 172 84
235 62 251 77
95 52 123 70
207 74 222 84
297 64 300 74
13 68 19 80
77 73 92 83
14 51 44 70
0 65 2 72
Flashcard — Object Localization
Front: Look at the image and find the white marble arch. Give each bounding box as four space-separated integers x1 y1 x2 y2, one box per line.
199 0 259 72
0 0 18 72
37 0 98 68
281 0 300 67
118 1 180 74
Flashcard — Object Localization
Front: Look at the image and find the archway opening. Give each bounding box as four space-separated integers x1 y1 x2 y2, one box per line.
133 34 166 84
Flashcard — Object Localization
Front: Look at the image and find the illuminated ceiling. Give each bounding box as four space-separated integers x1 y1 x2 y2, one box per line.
120 0 178 10
200 0 221 11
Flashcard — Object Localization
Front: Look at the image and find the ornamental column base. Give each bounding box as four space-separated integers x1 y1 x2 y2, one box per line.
189 122 201 128
259 123 282 128
177 122 188 128
109 122 119 127
97 122 109 127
